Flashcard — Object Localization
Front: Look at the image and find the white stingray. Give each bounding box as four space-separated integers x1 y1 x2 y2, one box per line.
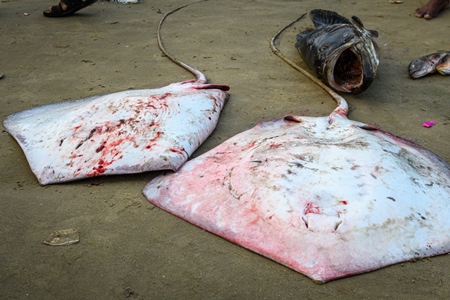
142 16 450 282
3 4 229 185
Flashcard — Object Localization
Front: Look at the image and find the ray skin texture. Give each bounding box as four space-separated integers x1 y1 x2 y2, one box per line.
4 81 228 185
144 111 450 282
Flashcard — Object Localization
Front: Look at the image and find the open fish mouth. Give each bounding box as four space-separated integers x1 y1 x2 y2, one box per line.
325 42 366 93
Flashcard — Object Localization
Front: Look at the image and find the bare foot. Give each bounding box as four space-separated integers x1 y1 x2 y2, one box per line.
415 0 449 19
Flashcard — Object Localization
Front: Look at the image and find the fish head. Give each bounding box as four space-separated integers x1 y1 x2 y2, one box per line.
321 26 379 95
296 14 379 95
296 26 360 84
408 57 432 79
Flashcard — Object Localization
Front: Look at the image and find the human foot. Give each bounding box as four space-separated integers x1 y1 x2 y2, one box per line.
414 0 449 19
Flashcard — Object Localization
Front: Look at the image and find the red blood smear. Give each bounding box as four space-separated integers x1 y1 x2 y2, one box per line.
148 120 159 127
91 165 106 175
88 158 112 176
149 132 163 143
72 115 159 178
269 143 283 149
245 141 257 149
157 93 172 101
86 136 136 177
304 202 320 214
170 148 185 154
145 131 163 149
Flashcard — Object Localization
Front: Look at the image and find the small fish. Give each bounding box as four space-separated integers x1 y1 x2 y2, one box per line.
295 9 379 94
409 52 450 79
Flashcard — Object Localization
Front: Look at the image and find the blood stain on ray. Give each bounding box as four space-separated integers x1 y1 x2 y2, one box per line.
170 148 185 154
269 142 283 149
244 140 257 150
70 118 144 177
145 131 164 149
304 202 321 214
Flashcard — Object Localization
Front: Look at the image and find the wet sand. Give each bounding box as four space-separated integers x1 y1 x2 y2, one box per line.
1 0 450 298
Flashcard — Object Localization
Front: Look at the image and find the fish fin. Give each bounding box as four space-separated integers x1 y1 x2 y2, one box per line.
369 30 379 38
193 83 230 91
284 115 303 123
310 9 352 29
351 16 365 28
358 124 378 130
296 29 314 42
351 16 379 38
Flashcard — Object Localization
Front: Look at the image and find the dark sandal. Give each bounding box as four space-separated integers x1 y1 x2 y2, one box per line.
43 0 97 18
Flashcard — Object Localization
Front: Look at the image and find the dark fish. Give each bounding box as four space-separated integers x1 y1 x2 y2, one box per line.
409 52 450 79
295 9 379 95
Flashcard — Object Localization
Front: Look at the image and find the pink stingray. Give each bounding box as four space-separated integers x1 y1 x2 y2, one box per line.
143 15 450 283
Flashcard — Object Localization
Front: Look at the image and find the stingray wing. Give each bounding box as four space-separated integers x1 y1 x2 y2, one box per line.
4 81 228 185
143 115 450 282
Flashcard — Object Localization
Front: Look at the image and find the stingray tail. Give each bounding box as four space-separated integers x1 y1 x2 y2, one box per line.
157 1 209 84
270 14 349 120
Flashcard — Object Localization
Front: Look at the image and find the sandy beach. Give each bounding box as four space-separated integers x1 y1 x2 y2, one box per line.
1 0 450 298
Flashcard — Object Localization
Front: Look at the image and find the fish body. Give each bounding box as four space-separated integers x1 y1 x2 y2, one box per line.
3 81 229 185
295 9 379 94
3 2 229 185
409 52 450 79
143 110 450 283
